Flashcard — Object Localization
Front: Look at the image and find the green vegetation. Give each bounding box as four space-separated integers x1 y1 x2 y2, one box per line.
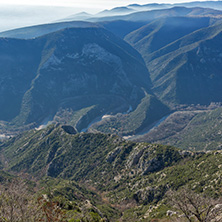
54 105 96 129
171 107 222 150
1 125 222 221
126 18 222 107
1 5 222 222
137 107 222 151
91 94 169 136
0 178 112 222
125 17 212 55
0 25 159 136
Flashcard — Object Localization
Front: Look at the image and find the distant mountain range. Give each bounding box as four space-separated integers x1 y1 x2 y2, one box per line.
125 16 217 54
1 6 222 39
59 1 222 22
0 2 222 140
0 21 99 39
1 2 222 221
89 6 222 23
0 25 163 135
128 1 222 11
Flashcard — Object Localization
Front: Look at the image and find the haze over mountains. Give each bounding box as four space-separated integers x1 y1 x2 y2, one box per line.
0 1 222 141
0 4 80 32
0 25 154 132
126 19 222 106
1 1 222 221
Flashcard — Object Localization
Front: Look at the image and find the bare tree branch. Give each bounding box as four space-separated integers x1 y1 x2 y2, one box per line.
166 188 222 222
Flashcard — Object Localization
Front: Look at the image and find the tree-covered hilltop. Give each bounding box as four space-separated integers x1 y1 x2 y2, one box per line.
0 124 222 221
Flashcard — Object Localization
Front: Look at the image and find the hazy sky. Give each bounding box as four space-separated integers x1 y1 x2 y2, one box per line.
0 0 216 32
0 0 211 12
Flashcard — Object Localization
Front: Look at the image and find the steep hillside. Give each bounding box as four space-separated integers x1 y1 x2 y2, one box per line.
1 2 222 221
100 20 147 38
1 125 222 221
89 93 170 136
16 27 151 125
135 107 222 151
169 107 222 150
0 26 166 135
147 22 222 106
125 16 216 55
126 21 222 107
0 124 182 181
0 38 43 121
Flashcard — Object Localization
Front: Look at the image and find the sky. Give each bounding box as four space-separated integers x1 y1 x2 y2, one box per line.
0 0 217 32
0 0 151 11
0 0 212 12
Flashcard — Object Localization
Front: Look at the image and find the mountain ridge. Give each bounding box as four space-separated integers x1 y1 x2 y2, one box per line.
125 19 222 107
0 26 169 137
1 124 222 221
